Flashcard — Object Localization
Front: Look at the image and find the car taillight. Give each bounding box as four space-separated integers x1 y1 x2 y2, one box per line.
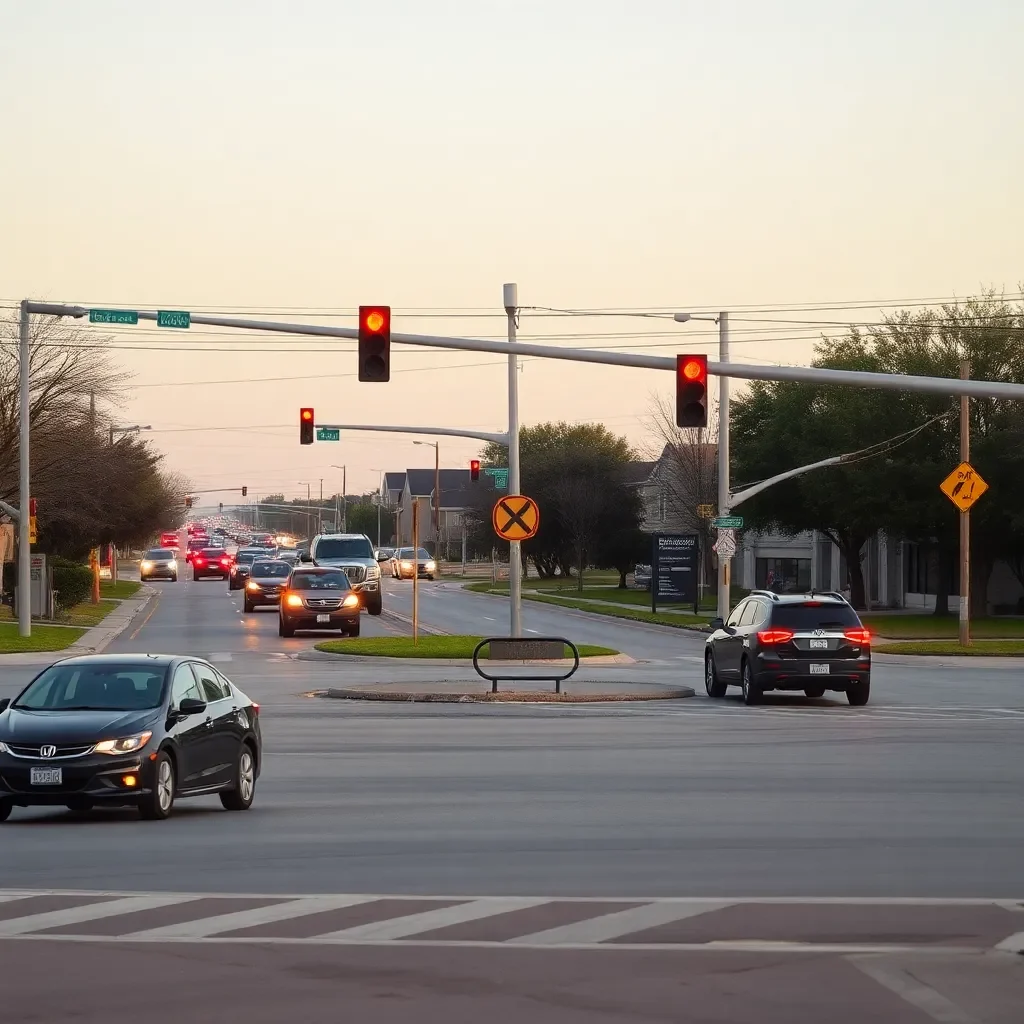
757 628 795 645
194 558 205 566
844 628 871 645
251 703 260 716
220 558 230 566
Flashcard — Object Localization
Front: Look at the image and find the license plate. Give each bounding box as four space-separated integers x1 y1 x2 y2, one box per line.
30 767 62 785
317 614 330 623
809 638 829 649
809 664 830 675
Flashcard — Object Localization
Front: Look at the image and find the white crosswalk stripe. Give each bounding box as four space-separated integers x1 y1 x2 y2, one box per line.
0 896 194 936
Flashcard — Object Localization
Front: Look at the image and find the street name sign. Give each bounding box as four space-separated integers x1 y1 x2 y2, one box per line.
484 467 509 490
712 515 743 529
157 310 191 329
316 427 340 442
939 461 988 512
89 308 138 325
492 495 540 541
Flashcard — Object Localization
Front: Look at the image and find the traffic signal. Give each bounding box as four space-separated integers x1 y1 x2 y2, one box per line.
358 305 391 382
470 459 480 482
241 486 247 497
676 354 708 428
300 407 314 445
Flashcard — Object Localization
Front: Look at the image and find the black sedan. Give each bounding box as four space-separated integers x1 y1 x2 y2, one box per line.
0 654 262 822
279 566 361 637
244 559 291 612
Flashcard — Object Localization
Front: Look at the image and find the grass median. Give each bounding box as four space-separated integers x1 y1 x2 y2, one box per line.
863 614 1024 639
877 639 1024 656
0 621 86 653
314 635 619 659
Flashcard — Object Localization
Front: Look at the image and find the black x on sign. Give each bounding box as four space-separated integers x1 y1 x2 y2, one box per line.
492 494 540 541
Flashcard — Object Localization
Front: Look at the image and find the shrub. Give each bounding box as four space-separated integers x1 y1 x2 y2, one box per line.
52 563 93 611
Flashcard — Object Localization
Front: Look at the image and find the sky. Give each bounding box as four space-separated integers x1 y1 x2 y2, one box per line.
1 0 1021 509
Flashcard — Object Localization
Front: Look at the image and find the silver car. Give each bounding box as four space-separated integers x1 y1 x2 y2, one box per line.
390 546 437 581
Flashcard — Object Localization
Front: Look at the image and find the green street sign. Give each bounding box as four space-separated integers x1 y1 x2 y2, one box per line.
89 308 138 325
484 467 509 489
157 310 191 329
712 516 743 529
316 427 340 442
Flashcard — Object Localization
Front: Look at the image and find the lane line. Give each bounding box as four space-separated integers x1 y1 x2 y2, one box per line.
848 955 980 1023
993 930 1024 953
128 597 160 640
0 896 196 936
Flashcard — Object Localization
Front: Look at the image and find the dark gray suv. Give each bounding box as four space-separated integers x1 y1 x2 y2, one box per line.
704 591 871 706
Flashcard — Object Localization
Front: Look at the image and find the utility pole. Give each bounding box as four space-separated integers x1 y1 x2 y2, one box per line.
342 466 347 531
716 312 731 621
504 283 522 637
18 301 31 637
960 358 971 647
411 500 420 644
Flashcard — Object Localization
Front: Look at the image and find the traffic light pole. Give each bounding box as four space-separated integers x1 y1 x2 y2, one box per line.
18 300 30 637
504 283 523 639
716 313 730 622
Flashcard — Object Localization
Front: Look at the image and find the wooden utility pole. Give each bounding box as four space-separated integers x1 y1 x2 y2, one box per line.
959 358 970 647
411 501 420 644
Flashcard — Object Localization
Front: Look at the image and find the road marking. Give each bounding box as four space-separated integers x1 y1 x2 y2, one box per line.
316 897 550 940
0 896 194 936
993 930 1024 953
128 597 160 640
207 652 233 662
514 900 732 945
123 895 378 939
849 956 980 1023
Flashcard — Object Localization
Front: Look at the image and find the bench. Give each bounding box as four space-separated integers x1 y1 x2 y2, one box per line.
472 636 581 694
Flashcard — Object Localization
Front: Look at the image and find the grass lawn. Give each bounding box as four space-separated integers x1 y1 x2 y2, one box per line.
0 621 86 653
101 580 141 599
863 614 1024 639
314 635 619 659
878 639 1024 656
0 598 120 628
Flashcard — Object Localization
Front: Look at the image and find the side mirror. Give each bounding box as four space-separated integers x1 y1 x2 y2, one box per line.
177 697 207 717
709 617 725 631
300 552 313 563
0 697 10 714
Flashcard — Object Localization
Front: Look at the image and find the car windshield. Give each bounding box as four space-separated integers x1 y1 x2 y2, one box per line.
290 571 350 590
13 664 167 711
314 538 373 559
145 549 174 560
252 562 289 577
398 548 430 559
771 603 861 629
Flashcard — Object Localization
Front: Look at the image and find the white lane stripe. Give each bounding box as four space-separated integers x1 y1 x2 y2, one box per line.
513 900 733 945
849 956 980 1023
993 930 1024 953
123 895 380 939
0 896 195 936
315 897 550 940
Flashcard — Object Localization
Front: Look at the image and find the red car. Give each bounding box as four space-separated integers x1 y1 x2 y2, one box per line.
160 532 180 549
193 548 233 581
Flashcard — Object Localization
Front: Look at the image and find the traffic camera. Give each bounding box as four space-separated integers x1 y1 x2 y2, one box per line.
300 407 314 445
358 305 391 381
676 354 708 428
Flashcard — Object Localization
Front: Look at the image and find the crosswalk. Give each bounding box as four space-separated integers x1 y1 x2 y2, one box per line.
0 890 1020 951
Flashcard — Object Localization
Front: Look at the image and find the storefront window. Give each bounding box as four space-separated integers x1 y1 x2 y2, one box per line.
756 557 811 592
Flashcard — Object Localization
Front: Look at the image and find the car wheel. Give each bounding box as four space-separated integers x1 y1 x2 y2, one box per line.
139 752 175 820
347 621 361 638
847 679 870 706
279 618 295 638
741 660 761 706
171 574 178 582
243 599 254 613
0 798 12 823
804 686 826 699
219 744 256 811
704 652 727 698
366 594 382 616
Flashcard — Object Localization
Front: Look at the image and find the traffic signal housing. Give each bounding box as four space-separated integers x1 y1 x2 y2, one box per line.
241 486 247 497
470 459 480 482
300 407 314 445
676 354 708 428
358 305 391 382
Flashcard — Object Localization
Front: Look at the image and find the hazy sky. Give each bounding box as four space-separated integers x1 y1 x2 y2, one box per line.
2 0 1021 506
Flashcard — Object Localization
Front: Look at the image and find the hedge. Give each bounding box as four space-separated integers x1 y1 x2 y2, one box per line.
2 558 94 611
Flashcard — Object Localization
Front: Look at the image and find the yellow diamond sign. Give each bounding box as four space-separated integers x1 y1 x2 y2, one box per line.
939 461 988 512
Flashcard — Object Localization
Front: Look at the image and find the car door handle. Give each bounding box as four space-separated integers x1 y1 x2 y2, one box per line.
204 716 214 729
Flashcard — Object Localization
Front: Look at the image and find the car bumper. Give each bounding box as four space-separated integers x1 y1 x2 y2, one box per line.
754 653 870 690
194 571 229 579
141 569 177 580
281 611 360 632
245 591 282 605
351 578 380 593
0 755 153 807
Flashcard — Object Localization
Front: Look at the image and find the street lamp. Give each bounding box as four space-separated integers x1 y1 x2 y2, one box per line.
413 439 440 555
330 465 347 533
109 424 152 445
674 311 731 620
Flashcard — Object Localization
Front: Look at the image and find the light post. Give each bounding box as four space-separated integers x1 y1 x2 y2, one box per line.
413 439 440 557
675 311 730 620
330 465 347 532
298 481 312 537
369 468 384 547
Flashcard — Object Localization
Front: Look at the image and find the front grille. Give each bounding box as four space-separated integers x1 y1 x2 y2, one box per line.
305 598 342 609
342 565 366 583
7 743 93 760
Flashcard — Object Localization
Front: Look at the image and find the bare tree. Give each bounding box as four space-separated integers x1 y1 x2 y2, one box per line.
552 473 607 592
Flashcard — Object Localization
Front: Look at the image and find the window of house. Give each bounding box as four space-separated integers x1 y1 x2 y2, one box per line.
755 557 811 593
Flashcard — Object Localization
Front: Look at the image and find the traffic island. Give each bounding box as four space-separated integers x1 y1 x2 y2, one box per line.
311 635 630 663
320 679 695 703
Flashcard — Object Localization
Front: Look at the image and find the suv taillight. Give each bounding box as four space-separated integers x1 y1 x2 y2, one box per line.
843 628 871 645
757 628 795 645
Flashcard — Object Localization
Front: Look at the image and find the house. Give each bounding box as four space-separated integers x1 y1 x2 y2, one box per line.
394 468 473 549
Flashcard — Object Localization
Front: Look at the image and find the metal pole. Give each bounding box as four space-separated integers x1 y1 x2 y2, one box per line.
504 283 522 638
411 500 419 644
342 466 347 532
717 312 731 622
960 358 970 647
433 442 440 554
376 472 382 547
18 301 31 637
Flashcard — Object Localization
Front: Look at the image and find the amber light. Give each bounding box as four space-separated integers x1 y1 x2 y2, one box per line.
122 775 138 788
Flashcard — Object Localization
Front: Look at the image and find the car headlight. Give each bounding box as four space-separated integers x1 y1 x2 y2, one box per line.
140 561 152 571
93 731 153 755
165 560 176 569
401 561 412 569
425 561 436 570
342 594 360 608
285 594 304 608
246 581 261 591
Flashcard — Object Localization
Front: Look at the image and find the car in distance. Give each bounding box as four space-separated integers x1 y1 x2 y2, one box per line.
704 590 871 706
192 548 232 581
140 548 178 583
228 548 265 590
304 533 382 615
244 559 291 612
375 547 395 563
184 537 209 564
390 546 437 581
279 567 361 638
159 531 180 550
0 654 261 821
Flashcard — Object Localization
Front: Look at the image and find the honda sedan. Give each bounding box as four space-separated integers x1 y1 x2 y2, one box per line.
0 654 262 821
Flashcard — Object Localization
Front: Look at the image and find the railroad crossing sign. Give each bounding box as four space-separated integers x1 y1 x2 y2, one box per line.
940 461 988 512
492 494 540 541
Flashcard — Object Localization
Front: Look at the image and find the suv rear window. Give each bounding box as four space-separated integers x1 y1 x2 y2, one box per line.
313 537 373 560
771 603 861 629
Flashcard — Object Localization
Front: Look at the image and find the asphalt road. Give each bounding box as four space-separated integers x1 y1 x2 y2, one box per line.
2 569 1023 1021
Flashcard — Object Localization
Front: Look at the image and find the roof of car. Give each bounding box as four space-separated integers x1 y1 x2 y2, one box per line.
43 653 187 668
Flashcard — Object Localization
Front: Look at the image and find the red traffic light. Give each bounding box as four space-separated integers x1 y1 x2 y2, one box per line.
301 408 313 421
358 305 391 382
470 459 481 482
300 407 315 445
676 354 708 428
680 356 706 382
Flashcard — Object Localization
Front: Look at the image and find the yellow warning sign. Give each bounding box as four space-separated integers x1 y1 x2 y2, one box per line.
492 494 540 541
939 462 988 512
29 516 37 545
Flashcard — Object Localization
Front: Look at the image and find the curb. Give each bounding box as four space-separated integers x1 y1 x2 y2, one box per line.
322 685 696 704
300 649 636 666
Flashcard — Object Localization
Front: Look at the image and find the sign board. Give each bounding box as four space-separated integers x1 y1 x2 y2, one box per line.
492 494 540 541
712 515 743 529
696 504 715 519
651 533 699 612
89 308 138 325
316 427 340 442
483 467 509 490
939 461 988 512
157 310 191 329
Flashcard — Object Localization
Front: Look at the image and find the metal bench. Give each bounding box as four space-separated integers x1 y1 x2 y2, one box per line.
472 636 581 694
